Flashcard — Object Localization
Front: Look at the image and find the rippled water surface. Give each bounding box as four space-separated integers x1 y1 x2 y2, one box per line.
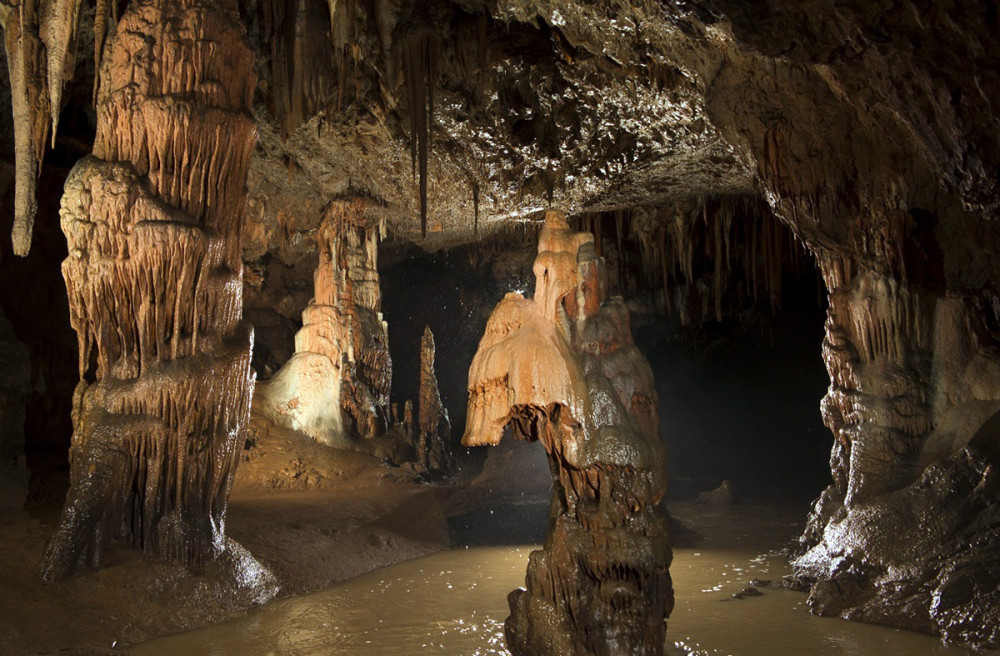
130 505 973 655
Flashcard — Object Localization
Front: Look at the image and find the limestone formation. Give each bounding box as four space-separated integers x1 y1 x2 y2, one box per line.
417 325 451 474
463 210 672 655
255 198 391 447
791 248 1000 646
40 0 267 584
0 0 88 255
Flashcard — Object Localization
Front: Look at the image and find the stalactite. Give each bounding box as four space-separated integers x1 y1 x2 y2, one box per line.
476 12 488 81
93 0 110 103
1 0 50 256
581 195 808 327
403 25 441 239
41 0 81 143
472 177 480 234
713 203 723 321
41 0 262 583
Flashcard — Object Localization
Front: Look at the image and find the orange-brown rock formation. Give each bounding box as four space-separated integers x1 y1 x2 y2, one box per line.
417 325 451 473
40 0 270 588
255 198 391 447
463 210 672 655
0 0 86 255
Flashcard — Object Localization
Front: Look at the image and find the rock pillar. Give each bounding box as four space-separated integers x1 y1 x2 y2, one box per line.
463 210 672 655
42 0 261 582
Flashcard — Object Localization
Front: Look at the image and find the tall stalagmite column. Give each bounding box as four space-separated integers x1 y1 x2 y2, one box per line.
41 0 261 581
463 211 672 655
255 198 391 447
417 325 451 473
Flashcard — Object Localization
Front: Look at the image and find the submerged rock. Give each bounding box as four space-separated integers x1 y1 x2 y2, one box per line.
697 479 735 505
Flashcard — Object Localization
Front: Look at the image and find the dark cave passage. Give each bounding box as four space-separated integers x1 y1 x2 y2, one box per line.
380 204 831 505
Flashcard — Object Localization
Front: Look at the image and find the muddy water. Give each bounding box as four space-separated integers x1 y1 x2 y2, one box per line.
129 504 972 655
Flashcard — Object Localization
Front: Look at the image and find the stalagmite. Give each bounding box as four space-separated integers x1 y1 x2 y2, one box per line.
417 325 451 474
463 210 672 655
255 198 392 447
403 399 414 445
41 0 269 586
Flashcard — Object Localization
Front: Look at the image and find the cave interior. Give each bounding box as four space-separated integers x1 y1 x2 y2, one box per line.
0 0 999 654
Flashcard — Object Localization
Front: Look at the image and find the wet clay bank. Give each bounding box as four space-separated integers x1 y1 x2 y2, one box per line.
0 436 453 655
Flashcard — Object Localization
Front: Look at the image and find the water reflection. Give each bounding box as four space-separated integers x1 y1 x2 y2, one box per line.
131 547 529 656
130 506 972 656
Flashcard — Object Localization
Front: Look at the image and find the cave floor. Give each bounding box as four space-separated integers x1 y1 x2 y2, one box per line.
0 428 458 655
0 429 990 655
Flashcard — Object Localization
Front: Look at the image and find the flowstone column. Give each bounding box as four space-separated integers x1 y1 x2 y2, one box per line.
41 0 265 582
794 245 1000 646
255 198 391 446
463 211 672 655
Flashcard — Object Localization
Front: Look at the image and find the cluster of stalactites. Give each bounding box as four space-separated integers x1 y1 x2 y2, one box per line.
0 0 85 255
573 196 812 326
814 248 934 505
251 1 491 237
809 205 939 505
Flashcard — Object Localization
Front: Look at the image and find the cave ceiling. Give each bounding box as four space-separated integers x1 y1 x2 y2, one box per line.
241 0 999 264
1 0 997 275
244 0 752 258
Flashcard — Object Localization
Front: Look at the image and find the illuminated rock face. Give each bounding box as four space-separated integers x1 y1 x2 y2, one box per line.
463 210 672 656
41 0 265 583
792 246 1000 647
255 199 391 447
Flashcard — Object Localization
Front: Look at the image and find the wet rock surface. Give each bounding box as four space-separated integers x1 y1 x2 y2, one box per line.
795 444 1000 647
254 198 392 448
41 0 264 583
0 0 997 650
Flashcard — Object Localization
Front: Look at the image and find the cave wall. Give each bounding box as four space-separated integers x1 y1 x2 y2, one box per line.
0 0 996 645
697 4 1000 646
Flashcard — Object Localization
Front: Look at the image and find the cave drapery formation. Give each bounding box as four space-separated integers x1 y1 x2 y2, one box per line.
463 210 671 656
0 0 998 649
37 0 268 584
255 198 392 447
